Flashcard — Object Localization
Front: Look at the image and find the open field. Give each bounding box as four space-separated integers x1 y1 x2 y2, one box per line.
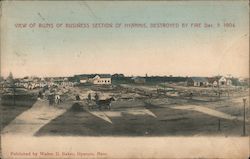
1 83 249 136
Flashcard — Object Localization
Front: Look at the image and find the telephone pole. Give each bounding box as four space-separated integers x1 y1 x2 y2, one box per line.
243 98 246 136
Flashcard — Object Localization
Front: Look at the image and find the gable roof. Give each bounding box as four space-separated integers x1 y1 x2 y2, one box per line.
207 76 229 83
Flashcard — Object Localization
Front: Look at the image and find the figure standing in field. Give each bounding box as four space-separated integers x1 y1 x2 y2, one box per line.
48 94 54 105
88 93 91 101
38 91 43 99
94 93 99 102
189 92 193 99
87 93 92 109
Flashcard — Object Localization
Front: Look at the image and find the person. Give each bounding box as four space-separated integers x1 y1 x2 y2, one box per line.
94 93 99 102
190 92 193 99
48 94 54 105
38 91 43 99
88 93 91 101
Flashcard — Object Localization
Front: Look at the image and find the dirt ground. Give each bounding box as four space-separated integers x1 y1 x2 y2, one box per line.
35 96 249 136
1 83 249 137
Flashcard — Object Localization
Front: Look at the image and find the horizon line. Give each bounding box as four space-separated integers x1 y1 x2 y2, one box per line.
1 72 248 79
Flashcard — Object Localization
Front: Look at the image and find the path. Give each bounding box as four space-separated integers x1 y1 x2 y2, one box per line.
2 100 66 136
171 105 248 122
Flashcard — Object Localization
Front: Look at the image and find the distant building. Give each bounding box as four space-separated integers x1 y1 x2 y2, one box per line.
90 74 112 85
207 78 218 87
79 78 88 83
132 76 146 84
187 77 209 87
207 76 232 87
76 74 112 85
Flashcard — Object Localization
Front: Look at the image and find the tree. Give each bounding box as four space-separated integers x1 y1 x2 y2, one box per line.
7 72 14 82
8 72 13 79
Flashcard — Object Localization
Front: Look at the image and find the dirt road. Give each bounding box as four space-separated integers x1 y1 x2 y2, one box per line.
2 100 67 136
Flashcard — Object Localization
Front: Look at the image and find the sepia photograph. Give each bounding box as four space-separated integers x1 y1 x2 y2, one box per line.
0 1 249 158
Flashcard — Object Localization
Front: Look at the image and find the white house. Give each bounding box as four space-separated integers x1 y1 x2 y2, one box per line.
208 76 232 87
76 74 112 85
91 74 111 85
218 76 227 86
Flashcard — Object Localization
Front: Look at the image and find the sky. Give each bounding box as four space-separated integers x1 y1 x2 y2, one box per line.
1 1 249 78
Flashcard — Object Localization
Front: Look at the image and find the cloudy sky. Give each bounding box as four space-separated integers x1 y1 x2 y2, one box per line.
1 1 249 78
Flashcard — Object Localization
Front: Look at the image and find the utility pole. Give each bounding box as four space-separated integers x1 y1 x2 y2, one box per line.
12 86 16 106
217 81 220 99
243 98 246 136
218 119 221 131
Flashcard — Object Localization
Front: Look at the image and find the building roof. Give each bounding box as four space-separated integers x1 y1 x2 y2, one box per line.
189 77 208 82
207 76 229 83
